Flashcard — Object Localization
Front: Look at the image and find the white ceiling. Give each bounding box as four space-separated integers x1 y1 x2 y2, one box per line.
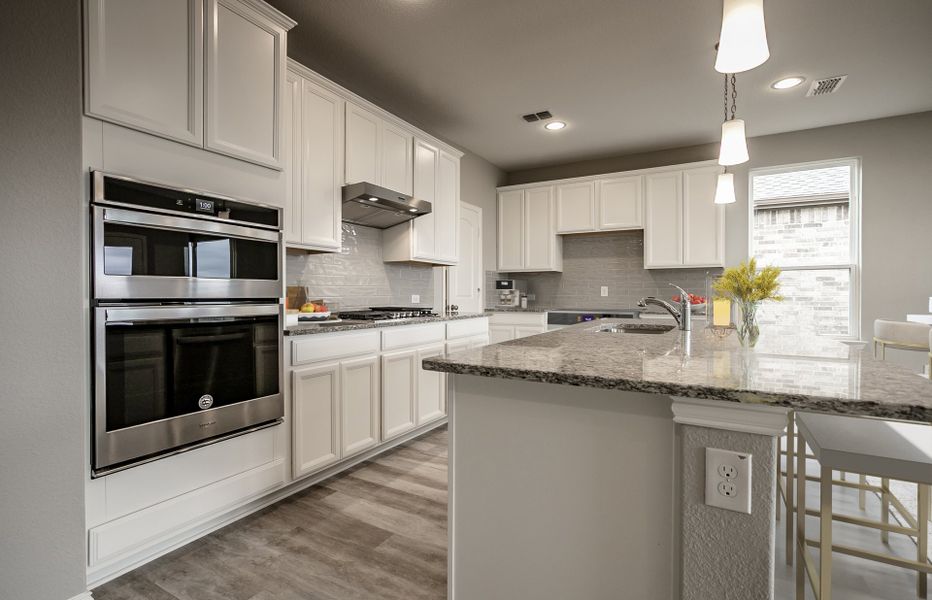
269 0 932 171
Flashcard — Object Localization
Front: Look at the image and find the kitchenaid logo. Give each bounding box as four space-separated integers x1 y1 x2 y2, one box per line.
198 421 217 429
198 394 214 410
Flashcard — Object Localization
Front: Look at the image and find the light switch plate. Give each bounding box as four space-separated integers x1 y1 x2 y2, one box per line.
928 296 932 312
705 447 752 514
600 286 609 297
411 294 420 304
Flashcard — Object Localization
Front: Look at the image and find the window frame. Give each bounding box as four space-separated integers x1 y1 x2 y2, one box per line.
747 157 862 340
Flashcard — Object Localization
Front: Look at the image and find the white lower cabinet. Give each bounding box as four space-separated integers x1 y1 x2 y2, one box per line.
381 348 418 441
292 361 341 477
489 324 516 344
340 355 380 457
488 312 547 343
416 343 447 425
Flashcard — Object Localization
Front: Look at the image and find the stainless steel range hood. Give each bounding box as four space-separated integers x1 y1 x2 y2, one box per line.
341 182 431 229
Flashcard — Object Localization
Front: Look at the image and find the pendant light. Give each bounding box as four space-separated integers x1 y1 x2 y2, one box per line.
718 74 749 166
715 0 769 74
714 172 736 204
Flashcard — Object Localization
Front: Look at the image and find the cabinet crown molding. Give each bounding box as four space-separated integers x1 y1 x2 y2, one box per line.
497 159 720 192
237 0 296 29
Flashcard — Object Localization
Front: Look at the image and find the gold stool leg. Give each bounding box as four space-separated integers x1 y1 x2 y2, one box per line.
820 465 833 600
919 484 929 599
796 431 807 599
786 412 796 566
859 473 867 510
881 477 891 544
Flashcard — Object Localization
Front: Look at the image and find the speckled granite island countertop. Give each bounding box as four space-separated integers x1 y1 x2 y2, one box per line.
284 312 487 336
423 319 932 422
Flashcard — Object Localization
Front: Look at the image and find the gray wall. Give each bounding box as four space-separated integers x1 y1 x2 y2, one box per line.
460 152 507 273
287 224 435 309
491 230 717 310
505 112 932 365
0 1 88 599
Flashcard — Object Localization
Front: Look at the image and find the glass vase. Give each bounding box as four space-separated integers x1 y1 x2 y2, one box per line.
736 300 760 348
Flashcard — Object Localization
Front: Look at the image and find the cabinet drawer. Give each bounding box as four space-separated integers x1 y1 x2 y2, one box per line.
381 322 445 350
292 330 381 366
489 312 547 327
446 317 489 340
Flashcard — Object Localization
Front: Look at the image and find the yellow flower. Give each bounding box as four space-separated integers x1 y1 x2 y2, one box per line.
712 258 784 303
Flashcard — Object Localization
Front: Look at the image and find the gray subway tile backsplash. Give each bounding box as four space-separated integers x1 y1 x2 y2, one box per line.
488 230 719 310
286 223 435 310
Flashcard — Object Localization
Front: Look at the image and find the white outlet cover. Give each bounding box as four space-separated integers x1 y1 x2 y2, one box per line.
411 294 420 304
705 447 752 514
601 286 609 297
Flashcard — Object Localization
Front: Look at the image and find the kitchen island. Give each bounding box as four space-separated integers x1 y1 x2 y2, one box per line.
423 320 932 600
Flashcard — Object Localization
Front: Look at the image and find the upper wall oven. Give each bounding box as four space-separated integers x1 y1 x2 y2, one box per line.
91 171 282 301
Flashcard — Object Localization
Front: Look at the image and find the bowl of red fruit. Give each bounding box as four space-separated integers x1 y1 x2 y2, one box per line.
672 293 707 313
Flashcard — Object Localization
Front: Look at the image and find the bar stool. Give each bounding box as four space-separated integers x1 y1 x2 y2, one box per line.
795 411 931 599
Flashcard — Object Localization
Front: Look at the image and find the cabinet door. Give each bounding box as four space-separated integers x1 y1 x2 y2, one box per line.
524 187 556 270
381 123 413 195
345 102 381 185
381 349 417 441
556 181 596 233
205 0 285 168
599 175 643 230
644 172 683 268
514 325 544 339
489 324 516 344
85 0 203 145
300 78 344 250
497 190 524 271
412 139 439 259
682 166 725 267
282 71 302 244
416 343 446 425
292 362 341 478
341 355 380 458
445 339 471 355
434 150 460 263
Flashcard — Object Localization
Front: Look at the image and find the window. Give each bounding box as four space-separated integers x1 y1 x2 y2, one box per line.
748 159 860 338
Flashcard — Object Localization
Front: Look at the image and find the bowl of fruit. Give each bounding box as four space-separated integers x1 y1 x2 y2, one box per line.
672 293 707 313
297 301 331 321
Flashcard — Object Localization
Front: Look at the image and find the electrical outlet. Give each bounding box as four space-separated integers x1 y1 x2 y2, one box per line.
705 447 752 514
411 294 420 304
600 286 609 297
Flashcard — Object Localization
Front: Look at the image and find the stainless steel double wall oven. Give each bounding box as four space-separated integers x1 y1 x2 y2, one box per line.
91 171 284 476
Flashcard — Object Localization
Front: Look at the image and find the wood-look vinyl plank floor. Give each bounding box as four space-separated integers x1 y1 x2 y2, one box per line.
93 427 448 600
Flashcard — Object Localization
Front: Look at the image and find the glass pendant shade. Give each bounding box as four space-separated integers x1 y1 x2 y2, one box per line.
715 0 770 74
714 173 736 205
718 119 749 166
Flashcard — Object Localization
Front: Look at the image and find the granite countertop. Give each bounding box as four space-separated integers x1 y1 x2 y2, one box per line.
423 319 932 422
285 312 487 336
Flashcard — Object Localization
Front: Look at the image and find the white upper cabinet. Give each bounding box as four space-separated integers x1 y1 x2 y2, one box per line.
284 65 344 251
381 123 414 196
84 0 294 169
644 171 683 268
85 0 204 145
598 175 643 230
382 138 460 265
497 187 562 272
682 165 725 267
345 102 381 185
555 181 596 234
644 165 724 269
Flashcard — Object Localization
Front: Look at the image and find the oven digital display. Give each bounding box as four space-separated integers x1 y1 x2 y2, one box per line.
195 198 215 214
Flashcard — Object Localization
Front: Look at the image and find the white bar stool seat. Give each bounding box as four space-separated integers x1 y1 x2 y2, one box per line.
795 411 932 599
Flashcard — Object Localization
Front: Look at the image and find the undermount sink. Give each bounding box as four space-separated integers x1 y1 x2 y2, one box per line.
597 323 676 334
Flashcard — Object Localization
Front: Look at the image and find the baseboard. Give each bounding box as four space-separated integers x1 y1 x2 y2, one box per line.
87 418 447 588
68 592 94 600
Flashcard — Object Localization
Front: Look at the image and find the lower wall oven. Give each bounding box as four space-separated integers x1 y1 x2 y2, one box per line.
92 302 283 476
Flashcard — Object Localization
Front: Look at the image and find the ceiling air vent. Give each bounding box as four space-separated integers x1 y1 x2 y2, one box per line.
806 75 847 97
522 110 553 122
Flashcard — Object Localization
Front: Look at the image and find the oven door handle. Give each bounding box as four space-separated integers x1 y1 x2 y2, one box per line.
174 332 250 344
103 304 281 323
99 206 280 243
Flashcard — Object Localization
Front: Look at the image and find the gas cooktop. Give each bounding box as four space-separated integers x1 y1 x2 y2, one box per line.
337 307 438 321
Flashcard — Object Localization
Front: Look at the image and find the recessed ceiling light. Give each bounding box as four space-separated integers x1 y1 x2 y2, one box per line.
408 208 418 212
544 121 566 131
368 197 379 201
771 76 805 90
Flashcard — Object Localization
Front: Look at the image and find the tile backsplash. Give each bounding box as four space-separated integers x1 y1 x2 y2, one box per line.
488 230 719 310
286 223 435 310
